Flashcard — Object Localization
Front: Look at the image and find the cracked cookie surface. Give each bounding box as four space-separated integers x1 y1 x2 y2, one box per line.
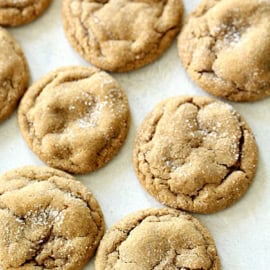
95 208 220 269
62 0 183 72
0 27 29 122
18 66 130 174
0 166 104 270
178 0 270 102
133 96 258 213
0 0 52 26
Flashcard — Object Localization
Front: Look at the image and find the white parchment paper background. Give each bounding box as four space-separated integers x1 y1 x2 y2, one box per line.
0 0 269 268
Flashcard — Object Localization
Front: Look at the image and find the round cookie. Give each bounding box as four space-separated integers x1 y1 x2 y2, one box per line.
0 166 104 269
62 0 183 72
95 208 220 269
178 0 270 102
18 66 130 174
0 27 29 122
0 0 52 26
133 96 258 214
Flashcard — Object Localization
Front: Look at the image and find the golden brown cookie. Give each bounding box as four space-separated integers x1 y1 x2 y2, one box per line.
0 166 104 270
62 0 183 72
0 0 52 26
18 66 130 174
0 27 29 122
95 208 220 270
133 96 258 214
178 0 270 102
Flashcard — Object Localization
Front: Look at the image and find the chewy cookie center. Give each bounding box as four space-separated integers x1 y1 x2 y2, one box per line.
25 72 128 165
71 0 175 52
143 101 243 197
33 88 101 136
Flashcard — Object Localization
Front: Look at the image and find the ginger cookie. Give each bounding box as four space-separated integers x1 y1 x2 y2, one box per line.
95 208 220 270
178 0 270 102
62 0 183 72
133 96 258 214
18 66 130 174
0 27 29 122
0 0 52 26
0 166 104 269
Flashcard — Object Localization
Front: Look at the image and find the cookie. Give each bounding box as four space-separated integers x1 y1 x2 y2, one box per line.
133 96 258 214
18 66 130 174
95 208 220 269
62 0 183 72
0 166 104 269
0 27 29 122
0 0 52 26
178 0 270 102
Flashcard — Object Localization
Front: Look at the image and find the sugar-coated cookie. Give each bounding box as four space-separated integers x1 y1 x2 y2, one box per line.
0 27 29 122
95 208 220 269
62 0 183 72
0 166 104 269
133 96 258 213
178 0 270 101
18 66 130 174
0 0 52 26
